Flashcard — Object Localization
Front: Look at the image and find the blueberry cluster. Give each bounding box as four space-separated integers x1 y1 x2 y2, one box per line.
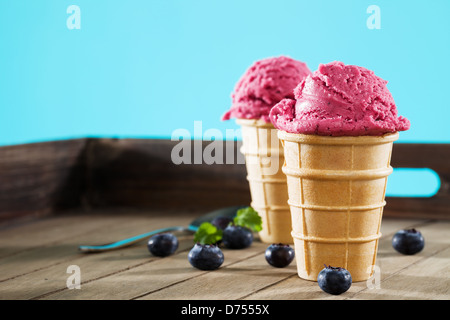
188 215 257 270
146 222 425 296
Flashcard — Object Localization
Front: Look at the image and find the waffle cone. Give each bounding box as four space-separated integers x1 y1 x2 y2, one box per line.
277 130 398 281
236 119 292 244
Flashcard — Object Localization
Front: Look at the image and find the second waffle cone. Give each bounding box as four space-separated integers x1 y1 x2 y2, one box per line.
237 119 293 244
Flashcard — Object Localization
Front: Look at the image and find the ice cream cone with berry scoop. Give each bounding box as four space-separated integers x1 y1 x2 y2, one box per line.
222 56 311 244
270 61 410 281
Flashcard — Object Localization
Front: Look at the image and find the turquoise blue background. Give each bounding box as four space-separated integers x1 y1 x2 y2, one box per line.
0 0 447 196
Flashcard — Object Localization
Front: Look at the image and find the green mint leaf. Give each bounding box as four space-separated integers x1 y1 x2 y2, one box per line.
193 222 223 245
233 207 263 232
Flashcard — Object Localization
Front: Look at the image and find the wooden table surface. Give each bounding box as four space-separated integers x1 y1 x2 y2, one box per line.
0 208 449 300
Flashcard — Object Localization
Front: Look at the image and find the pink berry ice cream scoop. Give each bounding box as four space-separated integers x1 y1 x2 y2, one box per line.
222 56 312 123
269 61 410 136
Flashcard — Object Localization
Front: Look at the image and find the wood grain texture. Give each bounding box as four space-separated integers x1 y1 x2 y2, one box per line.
0 209 447 300
85 139 249 211
0 139 449 225
84 139 450 219
386 143 450 219
244 220 450 300
0 139 88 226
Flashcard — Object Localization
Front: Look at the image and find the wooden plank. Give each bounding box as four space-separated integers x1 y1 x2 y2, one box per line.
1 139 449 226
37 241 267 300
85 140 450 219
0 208 172 258
137 218 429 301
85 139 250 211
0 235 195 300
386 143 450 218
0 209 195 282
377 217 431 237
370 221 450 281
0 212 121 259
350 247 450 300
0 139 88 225
243 220 450 300
137 242 296 300
40 218 433 301
0 209 145 258
0 209 447 300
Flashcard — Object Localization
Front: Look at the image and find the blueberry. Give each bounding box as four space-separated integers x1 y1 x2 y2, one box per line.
188 243 224 270
265 243 295 268
222 225 253 249
147 233 178 257
392 228 425 255
211 216 233 231
317 265 352 295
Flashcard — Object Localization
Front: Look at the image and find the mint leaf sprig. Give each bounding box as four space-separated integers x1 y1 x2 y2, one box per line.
233 207 263 232
193 222 223 245
193 207 263 245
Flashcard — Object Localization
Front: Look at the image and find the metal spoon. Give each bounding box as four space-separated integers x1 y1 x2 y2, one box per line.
78 205 244 253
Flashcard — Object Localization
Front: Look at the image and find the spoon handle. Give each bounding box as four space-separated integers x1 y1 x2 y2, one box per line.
78 226 196 253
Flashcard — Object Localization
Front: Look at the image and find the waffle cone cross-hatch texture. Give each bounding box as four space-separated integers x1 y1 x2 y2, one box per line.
277 130 399 282
236 119 293 244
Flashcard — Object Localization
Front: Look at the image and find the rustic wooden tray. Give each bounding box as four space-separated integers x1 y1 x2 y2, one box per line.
0 139 449 301
0 138 448 226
